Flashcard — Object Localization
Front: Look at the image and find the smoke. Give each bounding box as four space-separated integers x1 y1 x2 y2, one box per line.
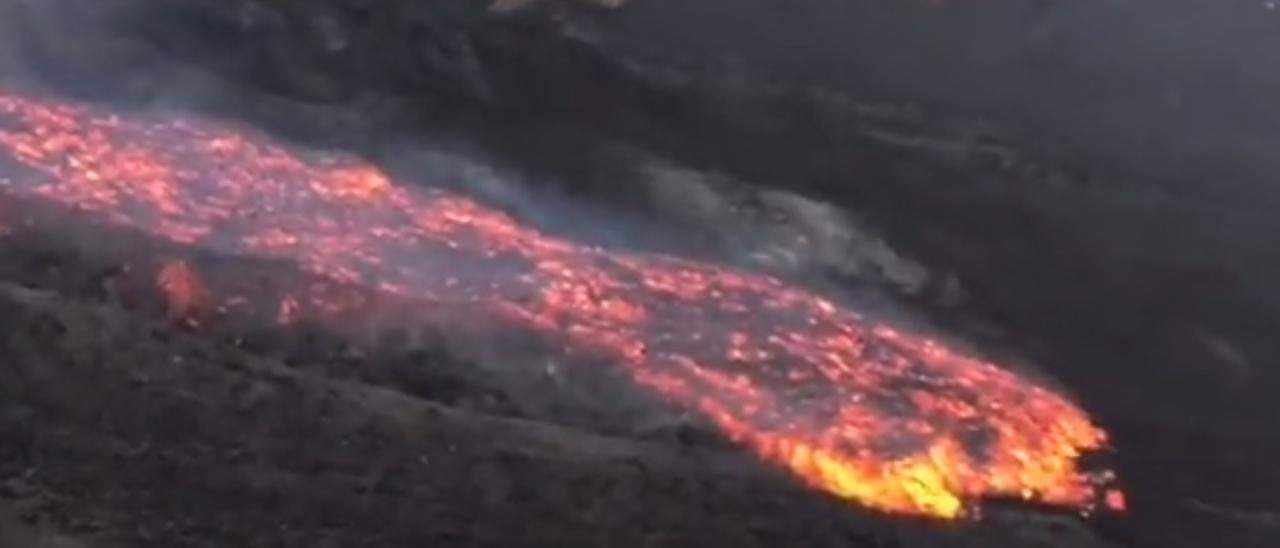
0 0 1028 377
610 0 1280 198
592 0 1280 400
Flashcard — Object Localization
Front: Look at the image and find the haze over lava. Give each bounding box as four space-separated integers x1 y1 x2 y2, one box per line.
0 89 1122 519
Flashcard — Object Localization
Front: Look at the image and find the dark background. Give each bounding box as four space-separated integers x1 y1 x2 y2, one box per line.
614 0 1280 201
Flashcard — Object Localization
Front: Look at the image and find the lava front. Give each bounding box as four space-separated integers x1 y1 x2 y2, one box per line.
0 89 1122 519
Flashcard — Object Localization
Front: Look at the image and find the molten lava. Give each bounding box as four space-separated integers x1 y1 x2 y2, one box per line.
0 89 1121 518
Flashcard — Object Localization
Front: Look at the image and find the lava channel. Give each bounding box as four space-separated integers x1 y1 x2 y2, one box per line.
0 89 1123 519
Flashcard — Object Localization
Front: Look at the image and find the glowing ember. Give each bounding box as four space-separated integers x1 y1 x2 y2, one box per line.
1105 489 1127 513
277 294 303 325
156 259 207 324
0 89 1121 518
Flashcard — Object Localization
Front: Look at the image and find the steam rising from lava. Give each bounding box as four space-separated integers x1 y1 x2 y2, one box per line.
0 89 1122 518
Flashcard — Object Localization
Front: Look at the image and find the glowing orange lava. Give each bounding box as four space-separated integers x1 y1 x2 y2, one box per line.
0 89 1121 518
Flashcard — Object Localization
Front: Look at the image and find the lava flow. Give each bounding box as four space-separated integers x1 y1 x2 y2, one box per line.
0 89 1122 519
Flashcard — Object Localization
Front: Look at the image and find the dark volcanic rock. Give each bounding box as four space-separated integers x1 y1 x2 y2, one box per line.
0 279 1114 548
